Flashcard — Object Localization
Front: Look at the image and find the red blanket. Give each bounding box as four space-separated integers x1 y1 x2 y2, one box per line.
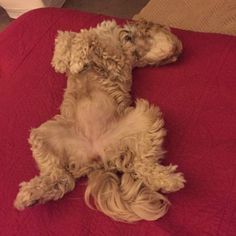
0 8 235 236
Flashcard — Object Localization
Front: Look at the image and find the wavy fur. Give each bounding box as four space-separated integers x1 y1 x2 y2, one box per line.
14 20 185 222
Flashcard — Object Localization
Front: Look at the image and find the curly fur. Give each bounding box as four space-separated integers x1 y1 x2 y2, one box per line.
14 20 185 222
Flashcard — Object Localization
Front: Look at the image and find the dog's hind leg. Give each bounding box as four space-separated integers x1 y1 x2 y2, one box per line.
88 99 184 221
99 99 166 161
14 116 76 210
101 98 185 193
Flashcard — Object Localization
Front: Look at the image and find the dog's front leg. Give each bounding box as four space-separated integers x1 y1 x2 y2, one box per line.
14 116 76 210
123 99 185 193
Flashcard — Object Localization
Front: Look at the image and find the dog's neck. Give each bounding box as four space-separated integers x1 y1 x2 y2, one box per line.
72 60 133 85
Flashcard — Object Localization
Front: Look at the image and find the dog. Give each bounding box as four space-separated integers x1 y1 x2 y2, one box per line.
14 20 185 222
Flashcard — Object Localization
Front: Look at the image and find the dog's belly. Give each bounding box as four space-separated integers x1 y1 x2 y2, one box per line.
72 89 117 160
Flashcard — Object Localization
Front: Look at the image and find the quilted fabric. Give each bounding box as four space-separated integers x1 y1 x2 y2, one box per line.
0 8 236 236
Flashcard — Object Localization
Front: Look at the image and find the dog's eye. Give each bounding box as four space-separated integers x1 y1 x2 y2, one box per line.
124 35 132 41
120 30 133 43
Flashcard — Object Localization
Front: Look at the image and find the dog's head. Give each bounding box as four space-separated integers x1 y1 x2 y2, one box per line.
123 20 183 67
51 20 182 75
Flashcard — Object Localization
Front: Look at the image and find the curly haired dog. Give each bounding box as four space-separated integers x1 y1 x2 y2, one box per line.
14 20 185 222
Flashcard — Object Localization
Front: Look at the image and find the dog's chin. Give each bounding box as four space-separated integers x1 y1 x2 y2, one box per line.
159 42 182 65
159 47 182 66
155 43 183 66
134 53 180 67
158 55 179 66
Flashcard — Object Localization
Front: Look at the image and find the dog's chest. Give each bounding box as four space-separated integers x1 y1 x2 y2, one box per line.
75 89 117 139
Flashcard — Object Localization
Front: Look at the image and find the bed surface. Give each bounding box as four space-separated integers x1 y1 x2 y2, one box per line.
0 8 236 236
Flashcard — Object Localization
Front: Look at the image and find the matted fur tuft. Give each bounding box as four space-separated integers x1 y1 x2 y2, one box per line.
14 19 185 222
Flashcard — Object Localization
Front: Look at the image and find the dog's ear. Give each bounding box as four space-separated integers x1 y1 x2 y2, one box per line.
51 30 90 74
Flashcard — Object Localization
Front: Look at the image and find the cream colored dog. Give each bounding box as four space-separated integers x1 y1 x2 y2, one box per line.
14 20 185 222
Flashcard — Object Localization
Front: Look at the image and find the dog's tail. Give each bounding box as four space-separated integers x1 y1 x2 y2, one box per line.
84 169 169 222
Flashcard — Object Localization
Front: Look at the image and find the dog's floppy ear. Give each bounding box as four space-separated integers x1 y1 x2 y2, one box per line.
51 30 90 74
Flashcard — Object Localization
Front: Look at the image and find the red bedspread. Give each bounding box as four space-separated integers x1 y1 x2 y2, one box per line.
0 8 235 236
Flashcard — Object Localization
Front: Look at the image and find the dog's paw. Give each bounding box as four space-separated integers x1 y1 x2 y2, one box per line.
161 172 186 193
14 180 43 210
14 174 75 210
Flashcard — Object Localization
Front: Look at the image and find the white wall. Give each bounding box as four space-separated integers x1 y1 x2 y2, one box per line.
0 0 65 18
